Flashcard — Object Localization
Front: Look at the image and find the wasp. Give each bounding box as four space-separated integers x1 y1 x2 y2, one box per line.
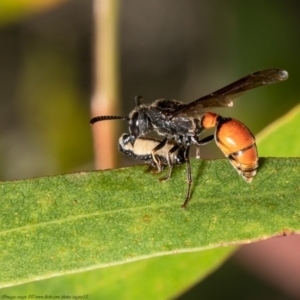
91 69 288 207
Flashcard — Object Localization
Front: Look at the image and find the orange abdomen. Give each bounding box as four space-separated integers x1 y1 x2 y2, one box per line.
216 118 255 154
201 113 258 182
216 118 258 182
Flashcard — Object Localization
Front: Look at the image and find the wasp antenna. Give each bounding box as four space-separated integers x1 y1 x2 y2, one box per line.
135 95 143 106
90 115 129 125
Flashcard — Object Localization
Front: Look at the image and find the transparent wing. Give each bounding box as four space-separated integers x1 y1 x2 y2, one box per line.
173 69 288 118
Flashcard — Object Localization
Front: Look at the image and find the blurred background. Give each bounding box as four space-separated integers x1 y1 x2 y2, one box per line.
1 0 300 298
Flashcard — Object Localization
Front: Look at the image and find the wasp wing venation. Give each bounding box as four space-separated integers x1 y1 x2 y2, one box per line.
171 69 288 118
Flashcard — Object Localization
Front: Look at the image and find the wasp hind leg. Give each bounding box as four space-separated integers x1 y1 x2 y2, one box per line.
192 134 214 158
181 145 192 209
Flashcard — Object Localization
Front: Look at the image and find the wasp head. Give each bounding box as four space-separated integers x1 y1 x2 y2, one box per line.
121 95 151 145
90 95 153 146
128 108 152 145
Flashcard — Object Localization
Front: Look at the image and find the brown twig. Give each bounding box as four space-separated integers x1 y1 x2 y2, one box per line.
91 0 120 169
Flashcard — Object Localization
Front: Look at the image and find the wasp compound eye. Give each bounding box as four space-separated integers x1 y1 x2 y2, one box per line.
129 112 140 137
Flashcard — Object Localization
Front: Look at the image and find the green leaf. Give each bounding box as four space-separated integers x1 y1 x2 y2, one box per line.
257 103 300 156
1 247 233 299
1 156 300 288
3 104 300 297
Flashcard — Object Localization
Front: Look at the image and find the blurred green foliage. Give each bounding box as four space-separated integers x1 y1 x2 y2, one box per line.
0 0 69 26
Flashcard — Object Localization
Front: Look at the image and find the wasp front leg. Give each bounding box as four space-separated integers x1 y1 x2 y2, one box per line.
151 137 168 172
159 143 181 181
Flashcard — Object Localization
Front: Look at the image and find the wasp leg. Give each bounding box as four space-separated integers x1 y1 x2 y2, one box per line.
181 145 192 209
159 144 180 181
192 134 214 158
151 137 168 172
